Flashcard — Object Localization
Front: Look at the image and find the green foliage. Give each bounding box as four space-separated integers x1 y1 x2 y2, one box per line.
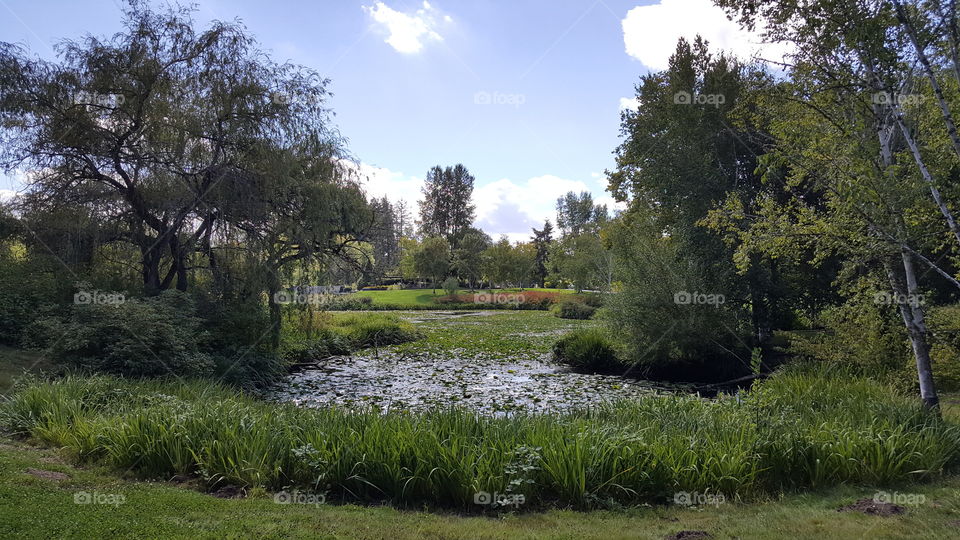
0 245 63 346
928 305 960 392
785 292 912 386
328 313 421 349
552 299 596 320
413 237 450 289
4 372 956 510
280 313 420 363
442 276 459 297
605 214 752 381
552 329 619 372
32 291 215 378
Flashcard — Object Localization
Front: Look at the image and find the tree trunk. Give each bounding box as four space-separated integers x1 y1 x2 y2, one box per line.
886 255 939 409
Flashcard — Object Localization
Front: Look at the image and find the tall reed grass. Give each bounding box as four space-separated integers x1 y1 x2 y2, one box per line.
2 369 957 510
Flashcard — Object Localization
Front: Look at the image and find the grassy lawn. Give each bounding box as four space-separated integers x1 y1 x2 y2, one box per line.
354 288 575 307
2 436 960 539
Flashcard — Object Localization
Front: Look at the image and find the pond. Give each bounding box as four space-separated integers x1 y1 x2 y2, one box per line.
267 310 682 414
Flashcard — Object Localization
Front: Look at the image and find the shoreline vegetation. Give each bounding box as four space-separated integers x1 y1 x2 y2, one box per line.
3 369 956 512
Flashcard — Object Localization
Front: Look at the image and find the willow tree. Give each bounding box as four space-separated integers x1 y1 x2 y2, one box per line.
0 1 353 296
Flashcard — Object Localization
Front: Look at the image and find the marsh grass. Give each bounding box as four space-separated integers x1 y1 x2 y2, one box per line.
2 370 957 510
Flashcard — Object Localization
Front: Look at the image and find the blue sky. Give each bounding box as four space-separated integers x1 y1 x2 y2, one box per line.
0 0 784 239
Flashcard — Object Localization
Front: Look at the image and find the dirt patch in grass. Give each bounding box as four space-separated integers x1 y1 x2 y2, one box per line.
837 498 905 516
24 468 69 481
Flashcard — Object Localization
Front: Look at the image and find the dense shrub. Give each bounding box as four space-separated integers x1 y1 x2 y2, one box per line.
3 372 956 510
605 218 752 382
280 328 353 364
280 313 420 362
786 293 912 387
552 329 620 372
928 304 960 392
442 276 459 297
0 251 63 346
552 299 596 320
30 291 216 378
329 313 420 348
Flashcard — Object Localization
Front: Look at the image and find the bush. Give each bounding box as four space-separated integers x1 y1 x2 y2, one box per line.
553 299 596 320
34 291 216 378
786 292 912 387
329 313 420 348
280 328 353 364
552 329 620 372
280 313 420 362
928 304 960 392
442 276 459 297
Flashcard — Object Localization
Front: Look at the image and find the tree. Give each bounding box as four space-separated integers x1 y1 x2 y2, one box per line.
451 228 490 290
556 191 605 237
716 0 954 407
0 1 353 298
418 164 477 245
368 196 401 282
413 236 450 293
608 36 785 365
509 242 537 289
482 236 514 288
531 220 554 287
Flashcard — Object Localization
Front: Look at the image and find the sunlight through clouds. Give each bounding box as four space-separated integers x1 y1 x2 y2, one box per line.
362 1 446 54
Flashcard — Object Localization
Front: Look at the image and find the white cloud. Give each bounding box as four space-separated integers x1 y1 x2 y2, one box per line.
346 164 624 241
474 175 626 240
622 0 792 71
363 1 446 54
0 189 15 204
619 97 641 112
350 162 424 210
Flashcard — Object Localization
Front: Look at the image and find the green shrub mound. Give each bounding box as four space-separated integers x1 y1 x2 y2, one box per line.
553 299 596 320
552 329 620 373
280 313 420 363
3 371 957 511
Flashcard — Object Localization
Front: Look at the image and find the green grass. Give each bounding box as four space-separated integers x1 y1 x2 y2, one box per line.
355 288 575 308
3 437 960 539
390 310 595 359
3 370 957 513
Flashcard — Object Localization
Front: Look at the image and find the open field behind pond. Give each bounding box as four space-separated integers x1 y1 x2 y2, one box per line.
354 288 576 308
